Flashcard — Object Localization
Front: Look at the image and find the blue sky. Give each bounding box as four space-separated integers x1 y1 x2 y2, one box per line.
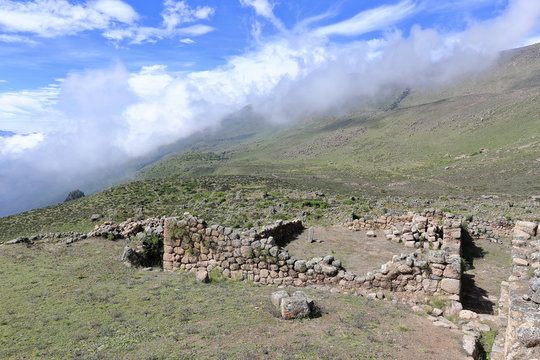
0 0 539 216
0 0 534 92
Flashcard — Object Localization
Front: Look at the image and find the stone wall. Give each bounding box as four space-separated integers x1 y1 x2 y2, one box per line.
345 209 514 242
492 221 539 360
163 212 463 299
346 209 464 254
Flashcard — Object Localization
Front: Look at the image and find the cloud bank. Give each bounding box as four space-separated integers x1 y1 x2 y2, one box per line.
0 0 215 44
1 0 540 216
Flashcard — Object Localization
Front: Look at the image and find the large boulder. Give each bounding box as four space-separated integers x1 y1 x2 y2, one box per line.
271 290 290 307
281 297 311 320
440 278 460 294
64 189 85 202
274 291 316 320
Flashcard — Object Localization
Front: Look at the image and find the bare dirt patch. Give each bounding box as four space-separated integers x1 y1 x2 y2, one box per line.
285 226 409 274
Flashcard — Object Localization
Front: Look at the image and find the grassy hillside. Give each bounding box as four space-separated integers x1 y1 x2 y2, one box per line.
1 44 539 241
138 44 540 199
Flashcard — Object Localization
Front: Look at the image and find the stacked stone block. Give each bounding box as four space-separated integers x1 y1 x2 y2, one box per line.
163 213 463 298
492 221 539 360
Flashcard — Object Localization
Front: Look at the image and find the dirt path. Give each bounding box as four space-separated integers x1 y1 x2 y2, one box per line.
286 226 409 274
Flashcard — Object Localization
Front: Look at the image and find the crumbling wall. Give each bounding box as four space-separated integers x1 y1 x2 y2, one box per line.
346 209 514 242
163 212 463 298
492 221 540 360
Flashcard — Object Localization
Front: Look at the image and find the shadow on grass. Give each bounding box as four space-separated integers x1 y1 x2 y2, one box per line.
461 230 494 314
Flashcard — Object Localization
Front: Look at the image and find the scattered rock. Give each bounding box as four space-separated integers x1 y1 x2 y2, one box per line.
196 270 209 284
6 236 31 245
462 335 478 357
513 258 529 266
433 320 451 328
308 227 315 243
90 214 103 221
121 246 140 267
459 310 478 320
517 326 540 348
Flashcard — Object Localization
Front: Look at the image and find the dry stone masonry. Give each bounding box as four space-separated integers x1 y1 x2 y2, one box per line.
163 212 463 299
492 220 540 360
346 208 513 244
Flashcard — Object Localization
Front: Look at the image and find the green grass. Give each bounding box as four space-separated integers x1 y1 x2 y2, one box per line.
479 329 498 360
0 239 464 359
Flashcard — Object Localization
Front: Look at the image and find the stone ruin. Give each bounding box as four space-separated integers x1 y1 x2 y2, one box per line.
161 211 540 358
492 220 540 360
345 208 513 245
163 211 463 299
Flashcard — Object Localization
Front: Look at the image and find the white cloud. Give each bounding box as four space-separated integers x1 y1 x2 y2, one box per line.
128 65 173 98
312 0 416 37
103 1 215 44
162 0 215 30
0 0 214 44
0 0 138 38
0 84 59 117
0 133 44 155
0 33 37 43
523 34 540 46
180 37 195 44
2 0 540 216
239 0 285 32
0 79 6 83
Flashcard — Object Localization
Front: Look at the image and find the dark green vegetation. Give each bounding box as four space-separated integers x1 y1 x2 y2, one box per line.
0 239 466 359
1 175 536 243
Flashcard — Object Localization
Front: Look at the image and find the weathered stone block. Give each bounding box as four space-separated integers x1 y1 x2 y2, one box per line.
294 260 307 273
271 290 289 307
422 279 438 292
428 250 447 264
281 297 310 320
196 270 209 284
515 221 538 237
440 278 460 294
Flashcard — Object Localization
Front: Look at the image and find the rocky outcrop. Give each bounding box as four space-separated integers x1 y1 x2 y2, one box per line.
64 189 85 202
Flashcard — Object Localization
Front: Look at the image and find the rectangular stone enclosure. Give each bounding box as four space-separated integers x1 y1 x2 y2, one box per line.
163 212 464 299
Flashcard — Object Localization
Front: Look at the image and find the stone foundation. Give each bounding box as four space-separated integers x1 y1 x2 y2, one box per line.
163 212 463 299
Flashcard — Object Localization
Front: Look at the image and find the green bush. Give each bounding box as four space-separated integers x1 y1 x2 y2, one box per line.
302 200 329 209
170 223 187 240
141 234 163 267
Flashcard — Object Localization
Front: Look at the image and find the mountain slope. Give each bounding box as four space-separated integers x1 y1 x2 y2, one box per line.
138 43 540 198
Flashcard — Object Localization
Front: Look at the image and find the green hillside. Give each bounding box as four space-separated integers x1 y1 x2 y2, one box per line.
1 44 539 242
139 43 540 199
